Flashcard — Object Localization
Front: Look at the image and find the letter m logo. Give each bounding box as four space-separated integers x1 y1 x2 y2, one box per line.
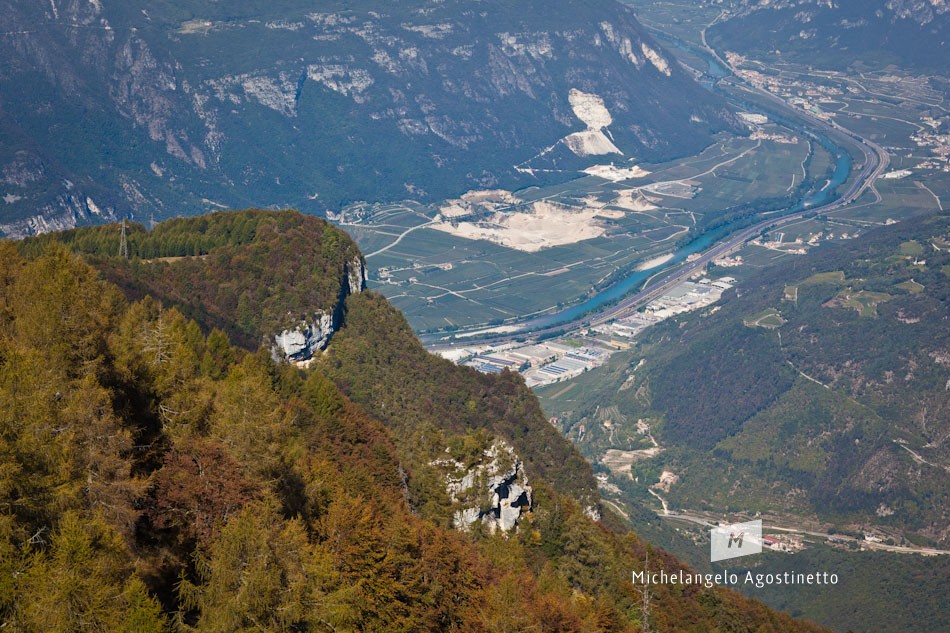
711 520 762 562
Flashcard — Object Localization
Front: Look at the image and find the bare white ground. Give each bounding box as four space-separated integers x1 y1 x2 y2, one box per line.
583 164 650 181
432 199 616 252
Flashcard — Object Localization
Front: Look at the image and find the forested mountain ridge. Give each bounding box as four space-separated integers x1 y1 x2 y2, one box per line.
0 0 740 237
541 212 949 545
23 210 599 507
21 210 366 357
705 0 949 71
0 210 829 631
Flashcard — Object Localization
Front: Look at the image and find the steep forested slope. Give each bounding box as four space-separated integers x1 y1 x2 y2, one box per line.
706 0 949 71
0 210 828 631
543 212 949 544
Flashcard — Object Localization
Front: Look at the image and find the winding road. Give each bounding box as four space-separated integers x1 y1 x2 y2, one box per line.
424 32 890 351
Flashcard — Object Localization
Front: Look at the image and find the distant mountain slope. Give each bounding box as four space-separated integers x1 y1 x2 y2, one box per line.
0 210 829 632
707 0 949 71
542 212 949 544
0 0 740 237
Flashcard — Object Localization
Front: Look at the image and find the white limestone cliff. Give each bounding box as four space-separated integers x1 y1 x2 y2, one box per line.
271 256 366 362
436 440 533 534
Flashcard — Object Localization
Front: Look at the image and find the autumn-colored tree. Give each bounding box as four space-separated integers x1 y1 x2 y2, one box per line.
209 354 292 479
199 328 234 380
59 374 145 540
179 501 356 632
16 511 166 632
12 245 122 379
148 439 261 548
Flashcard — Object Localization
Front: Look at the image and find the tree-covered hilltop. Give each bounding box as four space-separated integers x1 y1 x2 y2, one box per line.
21 210 364 351
0 213 829 631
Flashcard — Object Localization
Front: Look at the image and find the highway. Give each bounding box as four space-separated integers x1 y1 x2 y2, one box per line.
424 37 889 352
658 511 950 556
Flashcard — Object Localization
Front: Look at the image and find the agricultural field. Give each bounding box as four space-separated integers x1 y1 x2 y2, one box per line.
337 0 947 336
345 132 824 332
827 289 894 317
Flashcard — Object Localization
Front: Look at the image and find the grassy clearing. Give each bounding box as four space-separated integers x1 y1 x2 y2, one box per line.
896 279 925 294
744 307 787 329
827 289 894 317
900 240 925 257
559 338 586 348
785 271 846 301
799 271 847 285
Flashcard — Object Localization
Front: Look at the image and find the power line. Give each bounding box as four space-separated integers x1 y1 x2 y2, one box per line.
118 218 129 258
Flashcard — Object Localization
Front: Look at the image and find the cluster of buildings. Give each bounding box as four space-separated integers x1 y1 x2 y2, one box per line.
751 233 809 254
752 226 864 254
762 534 806 553
459 341 610 387
451 274 738 387
521 347 609 386
880 169 912 180
911 119 950 172
713 255 743 267
592 278 731 344
738 112 799 144
643 279 731 318
725 53 844 123
590 314 659 347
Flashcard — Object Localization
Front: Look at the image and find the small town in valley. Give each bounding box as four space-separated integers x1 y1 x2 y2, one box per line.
443 274 735 386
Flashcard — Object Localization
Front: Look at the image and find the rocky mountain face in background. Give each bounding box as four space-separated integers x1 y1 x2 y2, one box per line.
706 0 949 71
0 0 739 237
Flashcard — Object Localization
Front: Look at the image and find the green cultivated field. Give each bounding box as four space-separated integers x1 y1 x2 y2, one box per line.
338 0 947 336
349 132 827 331
744 307 787 329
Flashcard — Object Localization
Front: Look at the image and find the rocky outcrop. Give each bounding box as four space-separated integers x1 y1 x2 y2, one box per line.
273 311 335 362
437 440 533 534
0 0 739 233
0 191 117 239
271 256 366 362
346 256 367 295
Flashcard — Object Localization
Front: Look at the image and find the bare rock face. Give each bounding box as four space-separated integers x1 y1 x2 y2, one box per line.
270 256 366 362
0 0 739 235
437 440 533 534
346 256 367 295
273 311 335 362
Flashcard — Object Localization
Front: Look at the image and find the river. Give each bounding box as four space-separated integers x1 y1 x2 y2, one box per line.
502 43 854 333
424 33 856 340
